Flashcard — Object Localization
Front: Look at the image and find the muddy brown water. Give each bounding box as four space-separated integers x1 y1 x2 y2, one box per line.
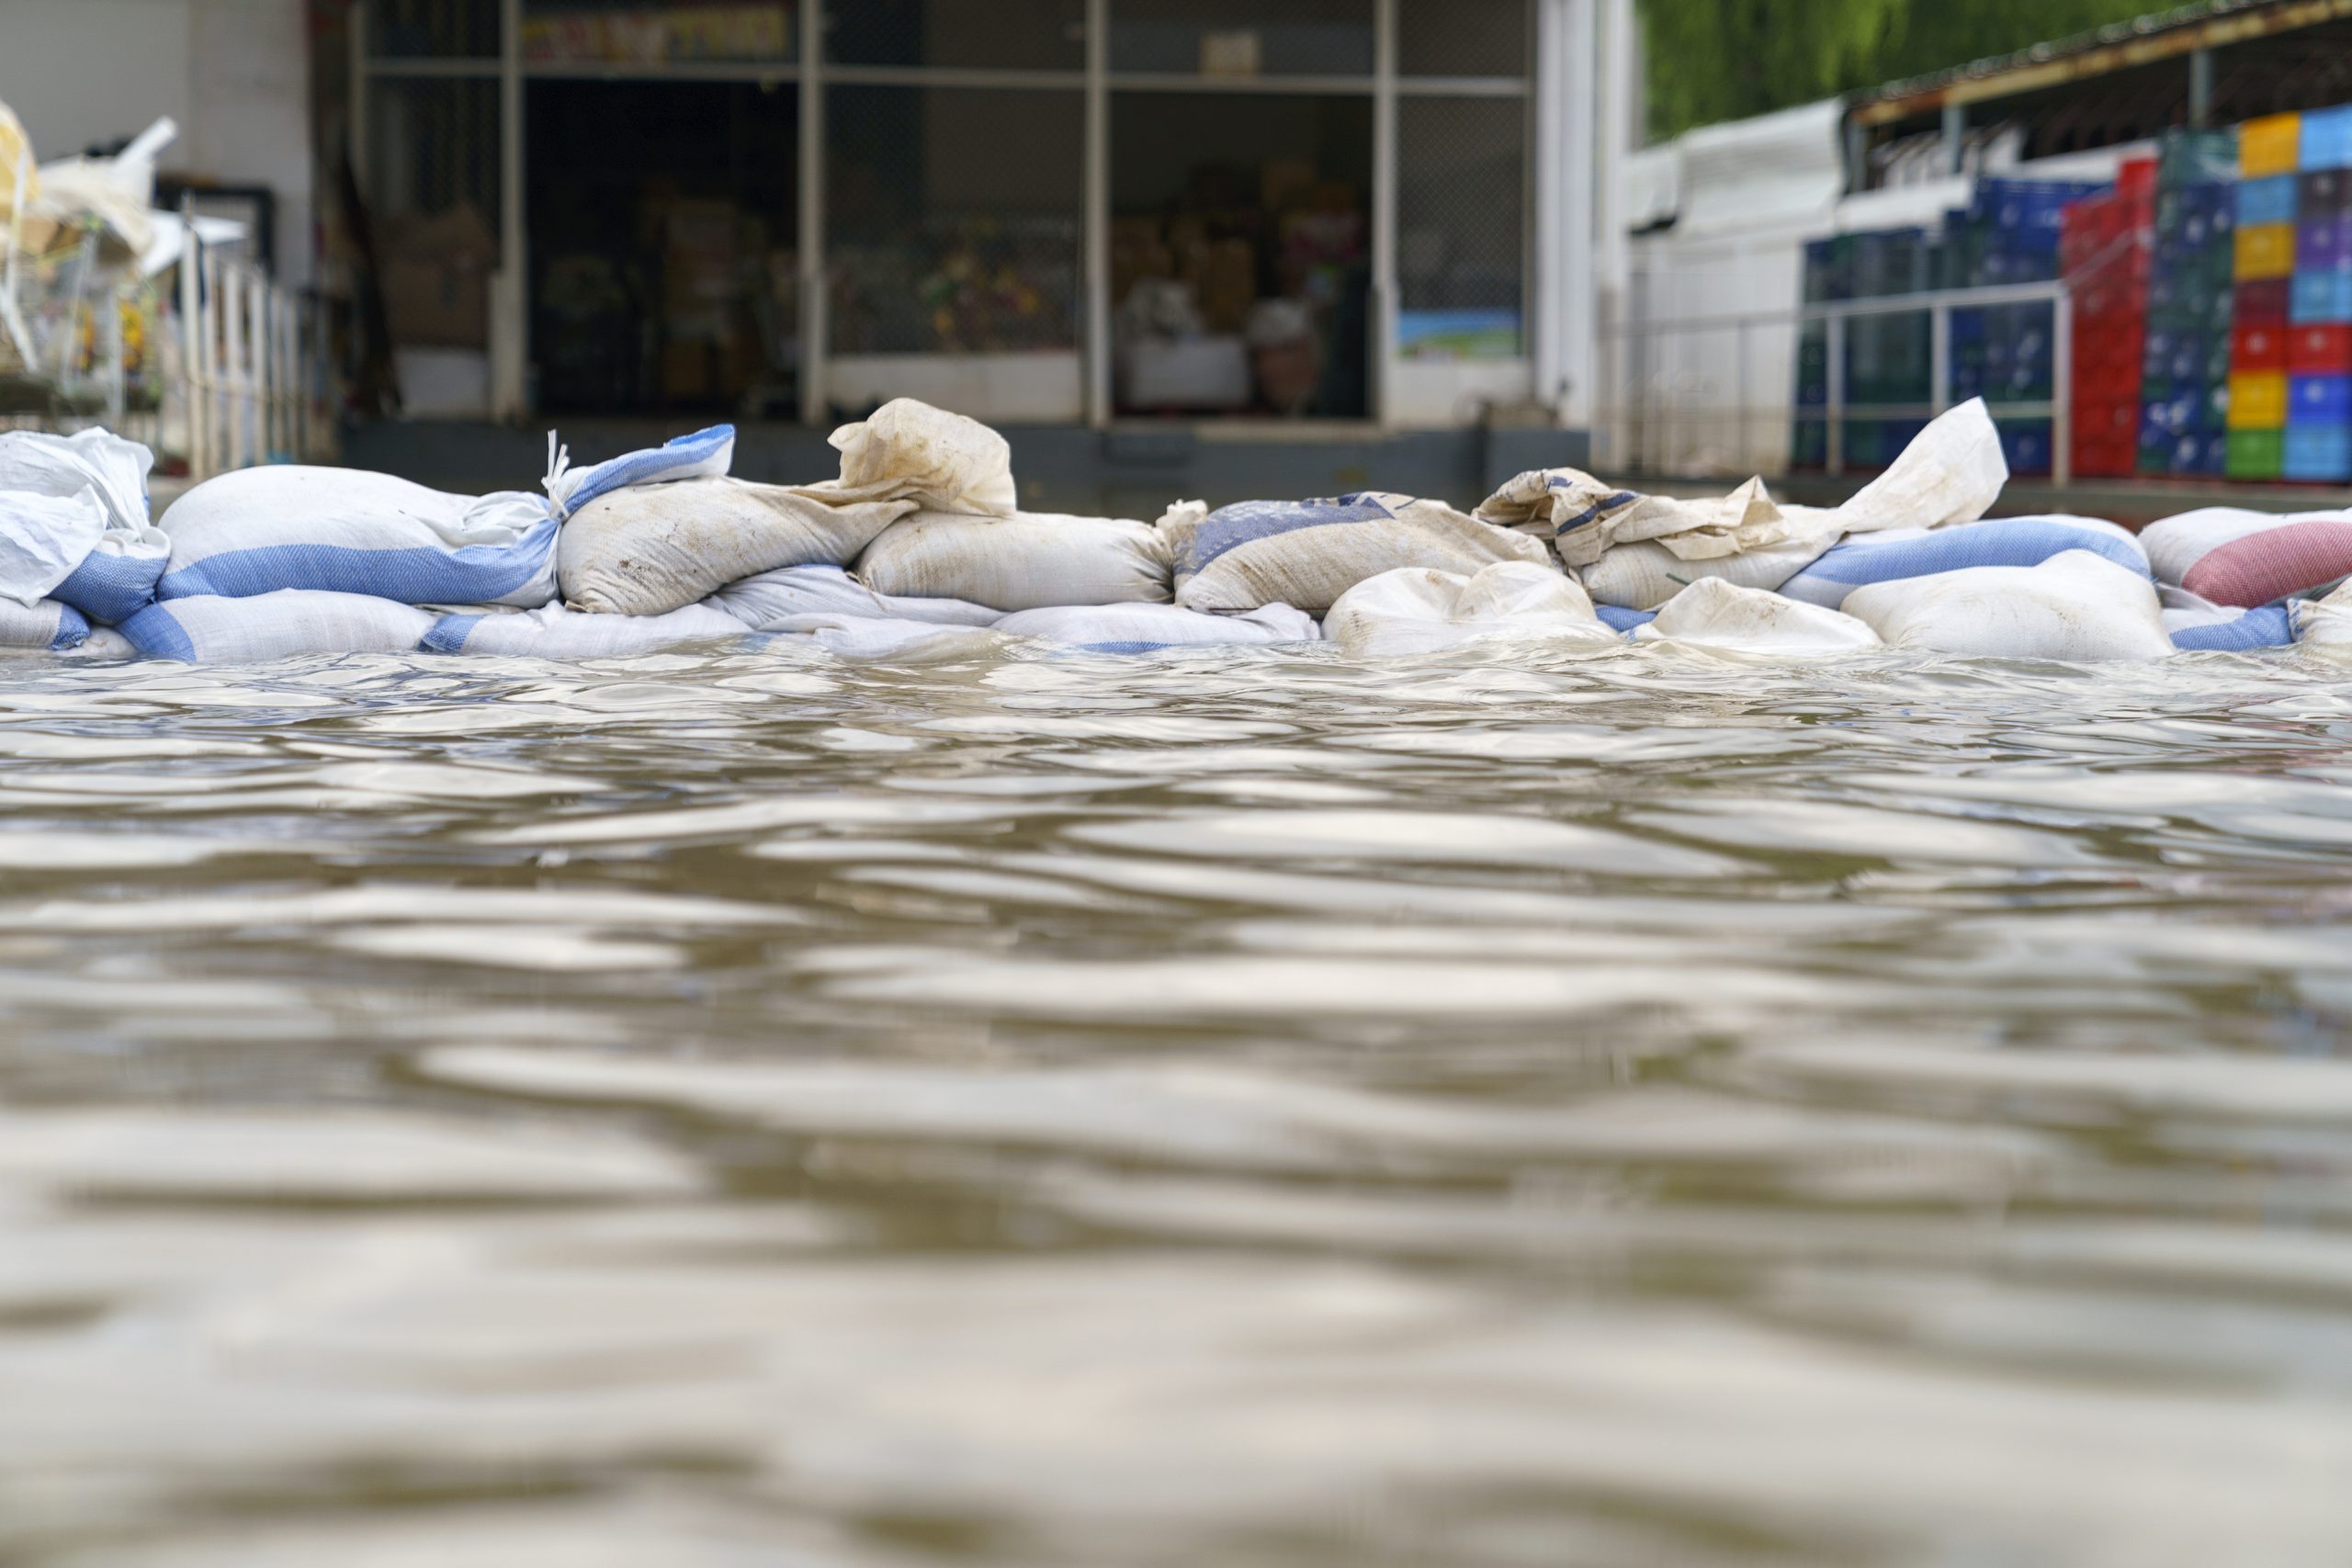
3 636 2350 1566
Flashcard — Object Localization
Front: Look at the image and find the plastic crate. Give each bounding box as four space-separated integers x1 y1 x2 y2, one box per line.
2233 321 2288 371
2227 426 2287 479
2235 221 2297 278
2238 174 2299 226
2243 112 2303 177
2302 166 2352 214
2159 129 2239 189
2285 423 2352 480
2289 321 2352 373
2229 370 2289 427
2291 268 2352 324
2289 371 2352 425
2237 276 2292 325
2300 212 2352 271
1801 238 1851 303
2302 105 2352 172
1998 419 2052 477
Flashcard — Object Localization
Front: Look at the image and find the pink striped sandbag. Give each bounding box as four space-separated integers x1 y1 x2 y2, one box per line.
2140 507 2352 607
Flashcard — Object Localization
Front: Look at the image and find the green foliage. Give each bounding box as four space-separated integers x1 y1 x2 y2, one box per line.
1639 0 2163 140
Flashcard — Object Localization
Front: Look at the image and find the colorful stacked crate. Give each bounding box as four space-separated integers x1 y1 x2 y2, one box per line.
1842 226 1933 468
2062 157 2155 478
1949 177 2107 475
2140 130 2239 478
2226 114 2300 479
2289 106 2352 481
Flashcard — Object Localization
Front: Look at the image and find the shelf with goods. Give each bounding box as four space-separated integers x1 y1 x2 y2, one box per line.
2139 130 2237 479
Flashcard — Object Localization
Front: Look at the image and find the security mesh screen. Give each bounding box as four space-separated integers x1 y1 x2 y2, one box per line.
827 85 1082 355
369 0 500 58
1397 95 1525 357
1399 0 1528 77
825 0 1085 70
368 77 501 245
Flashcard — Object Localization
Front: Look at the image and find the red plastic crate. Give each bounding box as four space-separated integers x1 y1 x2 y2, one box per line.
2118 156 2157 210
2233 321 2288 370
2236 276 2292 325
2289 322 2352 374
2071 396 2142 439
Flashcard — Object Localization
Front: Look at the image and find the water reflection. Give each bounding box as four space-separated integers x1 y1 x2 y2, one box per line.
3 637 2351 1564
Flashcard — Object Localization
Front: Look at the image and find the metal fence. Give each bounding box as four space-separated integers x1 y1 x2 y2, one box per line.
1599 278 2074 485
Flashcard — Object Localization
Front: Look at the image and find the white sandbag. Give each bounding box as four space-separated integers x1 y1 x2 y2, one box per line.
1842 549 2174 662
1477 400 2004 570
752 615 1003 661
2138 506 2352 606
0 427 166 615
828 398 1015 516
558 477 916 615
541 423 735 518
63 627 136 659
2292 581 2352 654
856 511 1171 611
1577 536 1828 610
422 602 747 658
1633 578 1881 654
0 597 90 651
1323 561 1620 657
1162 492 1550 615
159 468 558 606
706 563 1000 630
993 601 1317 651
1779 515 2149 609
119 591 435 662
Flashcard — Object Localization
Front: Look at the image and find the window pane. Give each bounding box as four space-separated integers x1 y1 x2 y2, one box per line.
1397 96 1524 358
371 0 500 58
826 0 1085 70
1399 0 1526 77
828 86 1083 354
520 2 794 65
1111 0 1374 77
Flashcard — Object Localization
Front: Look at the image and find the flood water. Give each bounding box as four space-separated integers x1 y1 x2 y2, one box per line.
5 635 2352 1566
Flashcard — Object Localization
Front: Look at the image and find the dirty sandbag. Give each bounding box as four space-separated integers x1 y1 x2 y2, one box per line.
0 428 164 613
120 591 435 663
2138 506 2352 607
829 398 1016 516
558 478 915 616
159 468 557 606
1322 561 1620 657
1633 578 1881 655
1577 536 1829 610
855 511 1171 611
1163 493 1549 615
2292 581 2352 653
541 423 734 520
1479 399 2005 569
993 601 1318 652
706 564 1000 631
1777 515 2148 610
1842 549 2174 662
421 603 748 658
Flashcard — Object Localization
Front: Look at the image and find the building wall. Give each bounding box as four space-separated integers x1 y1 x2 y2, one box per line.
0 0 312 284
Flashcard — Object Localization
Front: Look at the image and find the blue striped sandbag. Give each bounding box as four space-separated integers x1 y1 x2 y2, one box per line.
1779 518 2151 608
1593 604 1657 635
2166 604 2296 651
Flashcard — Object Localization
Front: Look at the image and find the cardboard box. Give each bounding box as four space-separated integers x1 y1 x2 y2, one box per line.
378 204 496 349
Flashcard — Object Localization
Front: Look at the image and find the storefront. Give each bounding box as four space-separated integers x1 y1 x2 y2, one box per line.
355 0 1616 436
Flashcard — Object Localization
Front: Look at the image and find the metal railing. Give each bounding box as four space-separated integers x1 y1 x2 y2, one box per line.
176 212 336 480
1599 278 2075 485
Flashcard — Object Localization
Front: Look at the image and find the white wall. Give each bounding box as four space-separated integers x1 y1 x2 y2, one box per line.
0 0 312 283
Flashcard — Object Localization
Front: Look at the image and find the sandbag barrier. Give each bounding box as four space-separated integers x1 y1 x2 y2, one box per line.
3 397 2348 666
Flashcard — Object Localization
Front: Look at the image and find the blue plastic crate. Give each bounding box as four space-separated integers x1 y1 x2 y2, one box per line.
2290 372 2352 425
2303 106 2352 172
2285 423 2352 479
2239 174 2300 226
1973 177 2108 247
2291 268 2352 324
1999 420 2052 476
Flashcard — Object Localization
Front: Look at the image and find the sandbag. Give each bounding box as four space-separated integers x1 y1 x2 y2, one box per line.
0 598 90 651
558 477 915 615
1477 399 2005 569
120 591 435 663
1322 561 1620 657
1162 492 1549 615
2294 582 2352 653
993 602 1317 652
1633 578 1881 654
1779 515 2150 609
1577 536 1828 610
752 615 1003 661
707 563 1000 630
0 427 167 617
421 602 747 658
542 423 735 518
1842 549 2174 662
2139 506 2352 607
158 468 558 606
1593 604 1656 636
2163 587 2298 652
856 511 1171 611
828 398 1015 516
64 627 136 660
